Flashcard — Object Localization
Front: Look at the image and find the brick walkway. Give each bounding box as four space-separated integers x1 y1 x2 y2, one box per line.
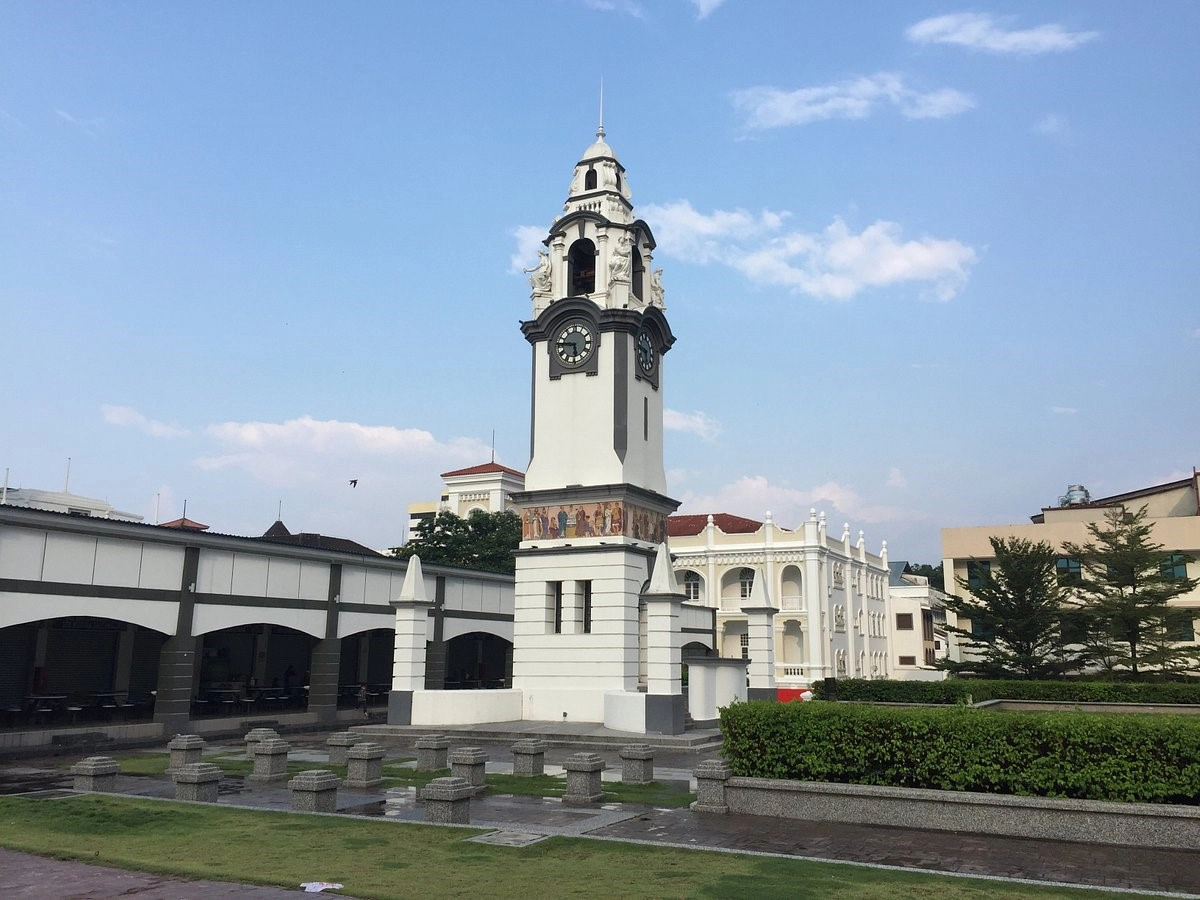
3 731 1198 898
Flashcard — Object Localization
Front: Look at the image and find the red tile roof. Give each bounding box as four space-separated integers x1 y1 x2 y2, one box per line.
441 462 525 479
668 513 763 537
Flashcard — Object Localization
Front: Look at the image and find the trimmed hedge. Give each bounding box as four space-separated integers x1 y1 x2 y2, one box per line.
811 678 1200 705
720 701 1200 804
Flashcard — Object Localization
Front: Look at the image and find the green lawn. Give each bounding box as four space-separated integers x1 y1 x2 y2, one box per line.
0 794 1137 899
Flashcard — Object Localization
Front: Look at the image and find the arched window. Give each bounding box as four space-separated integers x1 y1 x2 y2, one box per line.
738 568 754 601
615 169 622 191
584 168 597 191
567 239 596 295
682 570 702 602
631 245 644 301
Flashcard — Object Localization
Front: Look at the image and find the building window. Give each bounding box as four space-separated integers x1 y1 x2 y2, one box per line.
898 655 916 666
895 613 913 631
552 581 563 634
739 568 754 601
739 632 749 659
581 580 592 634
966 560 991 590
683 570 701 601
924 647 936 666
1056 557 1082 585
1162 553 1189 582
1166 610 1196 643
584 167 597 190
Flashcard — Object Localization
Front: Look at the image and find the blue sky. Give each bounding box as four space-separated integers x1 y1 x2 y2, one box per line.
2 1 1197 561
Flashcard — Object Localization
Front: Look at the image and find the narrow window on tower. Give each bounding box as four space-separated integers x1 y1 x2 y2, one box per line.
582 580 593 634
585 168 597 190
551 581 563 634
643 397 648 441
568 239 596 295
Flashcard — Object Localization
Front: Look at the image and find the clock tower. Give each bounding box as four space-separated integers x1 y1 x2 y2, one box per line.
510 124 684 733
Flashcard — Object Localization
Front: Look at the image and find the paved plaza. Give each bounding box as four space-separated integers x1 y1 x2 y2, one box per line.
1 728 1197 898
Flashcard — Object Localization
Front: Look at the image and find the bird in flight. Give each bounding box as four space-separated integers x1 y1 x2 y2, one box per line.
349 479 358 488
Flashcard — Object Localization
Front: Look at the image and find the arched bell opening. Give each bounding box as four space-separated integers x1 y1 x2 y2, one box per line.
568 238 596 295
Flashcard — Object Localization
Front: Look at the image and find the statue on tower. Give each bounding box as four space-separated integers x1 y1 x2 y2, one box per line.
525 250 553 297
650 268 664 307
609 232 632 283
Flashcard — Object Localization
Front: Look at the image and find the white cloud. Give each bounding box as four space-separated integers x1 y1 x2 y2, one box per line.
509 225 546 275
679 474 904 531
1051 406 1078 415
906 13 1099 55
582 0 644 17
197 416 490 486
102 404 190 439
55 108 105 138
641 201 977 301
690 0 726 18
730 74 974 131
1035 113 1069 138
886 467 908 489
664 409 722 441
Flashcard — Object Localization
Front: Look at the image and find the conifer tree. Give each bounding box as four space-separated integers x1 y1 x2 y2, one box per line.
1063 505 1199 677
941 537 1084 678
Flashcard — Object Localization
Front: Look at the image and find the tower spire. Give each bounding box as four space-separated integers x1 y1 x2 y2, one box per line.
597 78 605 141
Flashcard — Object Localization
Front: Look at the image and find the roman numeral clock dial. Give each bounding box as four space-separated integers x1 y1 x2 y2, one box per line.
555 322 594 366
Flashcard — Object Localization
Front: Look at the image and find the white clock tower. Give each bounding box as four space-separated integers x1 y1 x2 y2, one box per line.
510 124 684 734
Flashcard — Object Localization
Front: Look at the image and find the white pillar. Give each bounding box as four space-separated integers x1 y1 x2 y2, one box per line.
742 567 778 699
390 556 432 694
644 595 680 695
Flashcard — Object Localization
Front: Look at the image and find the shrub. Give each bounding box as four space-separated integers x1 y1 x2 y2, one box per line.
720 701 1200 804
810 678 1200 705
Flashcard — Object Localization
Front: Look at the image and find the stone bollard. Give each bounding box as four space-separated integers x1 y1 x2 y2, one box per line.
174 762 223 803
289 769 341 813
166 734 206 776
244 727 280 760
248 738 291 783
511 739 548 777
562 752 605 806
619 744 655 785
70 756 120 793
415 734 451 772
420 776 475 824
345 742 386 789
449 746 488 795
691 759 732 814
326 731 365 767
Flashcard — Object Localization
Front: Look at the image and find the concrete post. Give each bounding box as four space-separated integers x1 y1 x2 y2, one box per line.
244 727 280 760
415 735 451 772
511 739 548 777
345 742 386 789
691 759 732 814
248 738 290 783
619 744 655 785
388 556 432 726
449 746 488 794
70 756 120 792
563 752 605 806
420 776 475 824
325 732 364 767
174 762 222 803
166 734 206 776
288 769 340 813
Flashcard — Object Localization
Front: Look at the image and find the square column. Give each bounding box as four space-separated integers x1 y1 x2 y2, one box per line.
389 556 432 726
743 565 778 701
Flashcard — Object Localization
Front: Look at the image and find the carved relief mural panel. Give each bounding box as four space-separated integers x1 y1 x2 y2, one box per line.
521 499 667 544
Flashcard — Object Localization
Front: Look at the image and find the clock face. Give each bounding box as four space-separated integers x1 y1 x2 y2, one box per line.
555 322 594 366
636 330 656 373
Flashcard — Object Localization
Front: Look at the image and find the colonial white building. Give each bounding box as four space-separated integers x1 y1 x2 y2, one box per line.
887 561 957 680
668 511 895 692
405 461 525 540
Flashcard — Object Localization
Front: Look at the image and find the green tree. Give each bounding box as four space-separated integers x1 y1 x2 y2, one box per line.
390 509 521 574
1062 505 1199 678
905 562 944 591
940 537 1085 679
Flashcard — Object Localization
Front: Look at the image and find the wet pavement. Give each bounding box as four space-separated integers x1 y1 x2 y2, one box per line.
2 730 1199 898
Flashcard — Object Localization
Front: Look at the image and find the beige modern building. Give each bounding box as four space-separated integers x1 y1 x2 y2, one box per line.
941 471 1200 648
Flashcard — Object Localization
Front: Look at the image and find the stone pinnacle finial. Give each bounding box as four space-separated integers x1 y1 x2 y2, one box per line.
597 78 605 141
